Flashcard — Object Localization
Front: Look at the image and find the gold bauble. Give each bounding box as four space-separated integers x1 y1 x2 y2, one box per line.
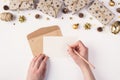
111 21 120 34
109 0 115 6
72 23 79 29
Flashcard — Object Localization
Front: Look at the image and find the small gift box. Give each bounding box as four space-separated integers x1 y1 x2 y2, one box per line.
88 0 115 25
9 0 34 11
37 0 63 18
63 0 89 14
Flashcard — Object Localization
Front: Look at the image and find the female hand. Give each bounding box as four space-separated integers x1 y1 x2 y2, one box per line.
27 54 48 80
67 40 88 68
67 41 95 80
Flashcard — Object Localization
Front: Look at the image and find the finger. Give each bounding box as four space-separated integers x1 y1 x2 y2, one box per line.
67 46 78 60
34 54 45 69
31 54 42 67
38 56 48 72
28 57 36 70
30 56 38 67
43 56 48 63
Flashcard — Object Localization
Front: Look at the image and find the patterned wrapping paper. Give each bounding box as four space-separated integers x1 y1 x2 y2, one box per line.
9 0 34 11
88 0 115 25
63 0 89 14
37 0 63 18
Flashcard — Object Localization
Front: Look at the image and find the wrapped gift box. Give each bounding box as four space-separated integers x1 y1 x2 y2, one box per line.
88 0 115 25
9 0 34 10
37 0 63 18
63 0 89 14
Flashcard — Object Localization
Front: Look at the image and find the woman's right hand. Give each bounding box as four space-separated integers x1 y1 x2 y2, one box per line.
67 40 95 80
67 40 89 68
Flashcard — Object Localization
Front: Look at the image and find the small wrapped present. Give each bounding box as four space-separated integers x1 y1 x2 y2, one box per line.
9 0 34 11
88 0 115 25
63 0 89 14
37 0 63 18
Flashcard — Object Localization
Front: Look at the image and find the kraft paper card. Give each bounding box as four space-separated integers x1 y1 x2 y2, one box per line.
27 25 62 56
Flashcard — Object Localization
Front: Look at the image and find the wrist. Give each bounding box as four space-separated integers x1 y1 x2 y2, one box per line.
79 62 89 68
79 64 95 80
79 63 90 71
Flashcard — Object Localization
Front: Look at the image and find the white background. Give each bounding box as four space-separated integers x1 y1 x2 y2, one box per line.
43 37 120 80
0 0 120 80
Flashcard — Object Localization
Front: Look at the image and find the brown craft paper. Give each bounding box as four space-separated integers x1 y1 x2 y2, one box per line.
27 25 62 56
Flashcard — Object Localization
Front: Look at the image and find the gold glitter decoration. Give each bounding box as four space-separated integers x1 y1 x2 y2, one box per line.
19 15 26 23
84 23 91 30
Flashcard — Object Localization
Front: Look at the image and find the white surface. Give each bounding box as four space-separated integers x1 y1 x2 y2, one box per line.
44 36 120 80
0 0 120 80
